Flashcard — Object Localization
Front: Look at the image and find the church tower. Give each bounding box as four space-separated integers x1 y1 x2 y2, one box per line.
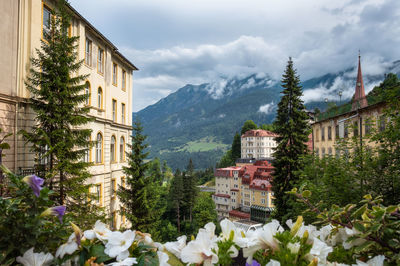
351 53 368 110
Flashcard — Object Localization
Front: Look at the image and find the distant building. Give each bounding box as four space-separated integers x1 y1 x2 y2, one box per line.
213 160 275 222
312 55 390 158
241 130 278 159
0 0 137 229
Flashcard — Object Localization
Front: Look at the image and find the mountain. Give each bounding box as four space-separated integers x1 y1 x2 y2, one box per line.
134 61 400 170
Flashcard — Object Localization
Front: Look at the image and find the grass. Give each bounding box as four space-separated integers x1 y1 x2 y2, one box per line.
178 137 229 152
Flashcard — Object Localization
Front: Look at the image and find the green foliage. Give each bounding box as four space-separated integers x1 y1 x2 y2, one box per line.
231 132 241 163
20 0 103 228
118 120 156 233
291 189 400 264
217 149 235 168
241 120 258 135
193 192 218 229
0 166 69 264
272 58 310 224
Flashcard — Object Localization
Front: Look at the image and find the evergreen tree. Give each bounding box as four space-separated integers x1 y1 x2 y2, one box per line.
182 159 198 222
118 121 155 232
241 120 258 135
231 132 241 162
272 58 310 223
21 0 103 227
169 169 184 233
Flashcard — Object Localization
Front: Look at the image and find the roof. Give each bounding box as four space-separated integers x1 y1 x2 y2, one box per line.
230 188 239 192
251 205 274 212
213 193 230 198
352 55 367 111
215 166 242 177
250 179 271 190
66 3 138 71
229 210 250 219
242 129 278 138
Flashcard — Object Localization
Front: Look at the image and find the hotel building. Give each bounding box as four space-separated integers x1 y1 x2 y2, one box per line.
0 0 137 229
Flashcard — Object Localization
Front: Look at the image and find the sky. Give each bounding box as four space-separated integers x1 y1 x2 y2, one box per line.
69 0 400 111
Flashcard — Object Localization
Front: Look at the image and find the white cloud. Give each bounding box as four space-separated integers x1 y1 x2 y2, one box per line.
70 0 400 111
258 102 275 114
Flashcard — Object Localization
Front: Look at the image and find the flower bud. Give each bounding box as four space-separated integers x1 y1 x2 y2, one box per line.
290 216 303 236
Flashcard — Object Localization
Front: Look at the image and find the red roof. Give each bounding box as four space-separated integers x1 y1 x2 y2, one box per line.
239 162 274 184
215 166 242 177
229 210 250 219
214 193 230 198
242 129 278 138
230 188 239 192
250 179 271 191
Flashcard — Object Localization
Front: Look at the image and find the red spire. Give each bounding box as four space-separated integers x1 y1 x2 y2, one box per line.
352 53 368 110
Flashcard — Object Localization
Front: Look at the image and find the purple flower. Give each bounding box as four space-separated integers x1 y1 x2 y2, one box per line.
246 260 261 266
41 206 66 223
22 175 44 197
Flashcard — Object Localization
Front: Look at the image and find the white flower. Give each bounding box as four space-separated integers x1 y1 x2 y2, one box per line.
266 259 281 266
83 220 111 242
342 227 366 250
219 219 242 258
106 257 138 266
16 248 54 266
105 230 135 261
287 242 300 254
157 251 170 266
286 219 318 244
310 237 333 264
181 230 218 266
164 235 187 259
353 255 385 266
238 220 284 263
56 233 79 258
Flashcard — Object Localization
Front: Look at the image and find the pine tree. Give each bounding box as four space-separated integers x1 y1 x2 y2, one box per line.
272 58 310 223
182 159 198 222
231 132 241 162
118 121 155 232
21 0 103 227
169 169 184 233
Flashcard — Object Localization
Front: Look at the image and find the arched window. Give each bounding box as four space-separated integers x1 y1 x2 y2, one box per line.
97 87 103 109
85 81 91 105
110 135 116 162
120 136 125 162
96 132 103 163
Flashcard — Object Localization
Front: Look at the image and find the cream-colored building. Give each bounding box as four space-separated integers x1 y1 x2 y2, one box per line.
312 56 387 158
213 161 275 222
0 0 137 229
241 130 278 159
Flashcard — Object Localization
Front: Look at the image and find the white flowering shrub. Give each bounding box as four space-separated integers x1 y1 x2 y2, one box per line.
4 164 399 266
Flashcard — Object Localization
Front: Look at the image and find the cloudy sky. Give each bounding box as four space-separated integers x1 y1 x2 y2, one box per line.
69 0 400 111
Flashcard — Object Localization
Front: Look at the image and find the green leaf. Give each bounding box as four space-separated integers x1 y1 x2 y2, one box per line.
301 190 312 198
353 222 365 233
351 204 367 218
354 241 373 253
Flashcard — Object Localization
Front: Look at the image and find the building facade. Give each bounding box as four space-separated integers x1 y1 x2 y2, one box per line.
312 56 387 158
241 130 278 159
0 0 137 229
213 160 275 222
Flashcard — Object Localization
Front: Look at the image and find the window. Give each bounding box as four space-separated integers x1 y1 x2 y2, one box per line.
96 132 103 163
97 48 104 74
121 103 126 124
42 4 51 41
120 136 125 162
321 127 325 141
97 87 103 109
328 126 332 140
111 211 117 229
261 192 266 196
112 99 117 122
110 135 116 163
111 178 117 199
261 199 265 204
85 81 91 105
344 124 349 138
379 116 385 132
85 38 92 66
322 147 325 157
84 136 91 163
335 124 339 139
112 63 118 85
122 70 126 91
315 129 319 142
95 184 102 206
316 148 319 157
353 121 359 137
39 145 50 165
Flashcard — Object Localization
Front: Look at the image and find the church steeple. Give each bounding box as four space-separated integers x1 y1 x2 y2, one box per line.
352 52 368 110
